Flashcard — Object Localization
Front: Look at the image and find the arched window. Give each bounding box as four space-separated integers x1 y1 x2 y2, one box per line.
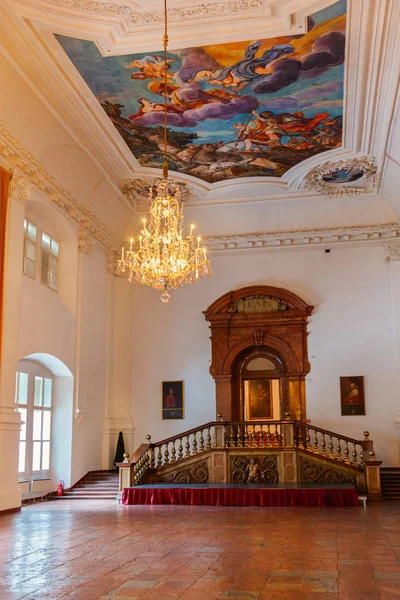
15 363 53 478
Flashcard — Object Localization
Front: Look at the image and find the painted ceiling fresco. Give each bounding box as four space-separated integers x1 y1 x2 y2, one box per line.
57 0 346 184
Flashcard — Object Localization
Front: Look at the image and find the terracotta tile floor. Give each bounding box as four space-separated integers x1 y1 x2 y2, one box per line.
1 500 400 599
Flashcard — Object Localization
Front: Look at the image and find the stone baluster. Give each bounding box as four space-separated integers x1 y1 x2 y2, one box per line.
229 424 236 448
313 430 319 454
306 428 312 451
344 441 351 464
320 434 326 457
184 436 191 458
336 438 342 461
237 425 243 447
199 430 205 452
251 425 256 447
170 440 177 462
259 425 265 448
178 437 183 460
164 444 170 464
206 427 212 450
328 436 334 459
352 444 358 465
266 424 272 448
244 424 249 447
274 424 280 447
192 432 198 455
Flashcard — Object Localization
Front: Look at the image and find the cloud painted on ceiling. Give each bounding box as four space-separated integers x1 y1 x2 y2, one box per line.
57 0 346 184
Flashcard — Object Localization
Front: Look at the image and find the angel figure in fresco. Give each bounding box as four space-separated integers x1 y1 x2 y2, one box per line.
205 42 295 90
128 97 184 121
126 55 176 81
234 110 288 151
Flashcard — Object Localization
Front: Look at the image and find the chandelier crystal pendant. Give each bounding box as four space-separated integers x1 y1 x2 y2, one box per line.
117 0 211 303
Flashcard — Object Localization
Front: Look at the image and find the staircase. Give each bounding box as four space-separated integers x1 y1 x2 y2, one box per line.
381 468 400 500
56 471 119 500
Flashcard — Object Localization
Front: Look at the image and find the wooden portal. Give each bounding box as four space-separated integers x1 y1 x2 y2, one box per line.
204 286 313 422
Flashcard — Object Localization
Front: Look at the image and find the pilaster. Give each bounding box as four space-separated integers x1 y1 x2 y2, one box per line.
0 174 31 510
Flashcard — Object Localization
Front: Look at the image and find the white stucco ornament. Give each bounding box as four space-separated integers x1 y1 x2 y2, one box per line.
120 177 198 210
304 156 378 198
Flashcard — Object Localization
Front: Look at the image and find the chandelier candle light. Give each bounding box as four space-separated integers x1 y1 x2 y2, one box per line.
118 0 211 303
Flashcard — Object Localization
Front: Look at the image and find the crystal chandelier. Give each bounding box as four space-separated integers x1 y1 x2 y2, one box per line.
117 0 211 303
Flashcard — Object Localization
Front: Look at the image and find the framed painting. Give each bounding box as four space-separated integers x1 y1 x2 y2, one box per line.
245 379 272 420
340 376 365 416
162 381 184 420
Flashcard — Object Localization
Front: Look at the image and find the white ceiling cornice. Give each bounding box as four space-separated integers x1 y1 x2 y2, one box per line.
0 124 121 254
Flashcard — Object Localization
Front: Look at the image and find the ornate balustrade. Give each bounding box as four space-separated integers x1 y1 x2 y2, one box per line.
118 419 382 500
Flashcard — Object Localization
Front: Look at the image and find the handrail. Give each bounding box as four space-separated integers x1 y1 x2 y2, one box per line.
148 420 367 448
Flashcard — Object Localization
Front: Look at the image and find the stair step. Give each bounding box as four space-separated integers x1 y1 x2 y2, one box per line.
56 495 117 500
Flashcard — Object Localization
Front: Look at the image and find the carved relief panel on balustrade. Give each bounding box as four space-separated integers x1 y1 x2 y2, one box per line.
230 455 279 484
298 455 366 490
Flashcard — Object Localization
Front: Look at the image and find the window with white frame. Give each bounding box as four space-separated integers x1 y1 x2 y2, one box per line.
41 232 59 291
23 219 37 278
15 369 53 477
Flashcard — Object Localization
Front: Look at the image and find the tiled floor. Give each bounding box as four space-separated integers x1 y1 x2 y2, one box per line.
1 500 400 600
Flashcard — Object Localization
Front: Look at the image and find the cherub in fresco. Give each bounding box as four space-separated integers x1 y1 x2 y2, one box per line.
125 55 176 81
199 42 295 90
128 97 184 121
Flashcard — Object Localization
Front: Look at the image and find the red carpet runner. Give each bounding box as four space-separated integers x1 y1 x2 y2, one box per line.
122 486 359 507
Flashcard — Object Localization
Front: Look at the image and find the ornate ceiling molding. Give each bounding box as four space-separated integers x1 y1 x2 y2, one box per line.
9 173 33 206
25 0 265 24
204 223 400 252
120 176 199 210
303 156 379 198
0 125 121 254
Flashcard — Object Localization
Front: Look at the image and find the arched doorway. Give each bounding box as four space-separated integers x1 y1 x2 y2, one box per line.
232 346 283 421
204 285 313 421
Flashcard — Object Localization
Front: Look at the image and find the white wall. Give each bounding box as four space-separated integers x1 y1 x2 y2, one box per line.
129 244 400 466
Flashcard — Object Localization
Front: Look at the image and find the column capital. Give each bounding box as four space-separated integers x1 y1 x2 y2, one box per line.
107 251 120 277
9 174 32 206
0 406 22 431
78 229 95 256
386 243 400 262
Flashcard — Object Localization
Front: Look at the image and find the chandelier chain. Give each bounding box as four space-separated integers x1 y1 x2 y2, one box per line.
117 0 212 302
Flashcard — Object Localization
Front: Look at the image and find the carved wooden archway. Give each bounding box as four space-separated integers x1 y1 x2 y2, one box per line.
204 285 313 422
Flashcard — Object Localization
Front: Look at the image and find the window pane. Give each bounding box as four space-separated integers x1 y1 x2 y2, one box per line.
15 372 18 404
24 257 36 278
51 239 59 257
43 379 52 407
24 219 27 234
18 372 28 404
42 411 51 441
26 241 36 261
34 377 43 406
19 408 27 441
49 256 58 274
18 442 26 473
32 442 41 471
49 272 57 291
27 222 37 242
42 233 51 251
33 410 42 440
41 252 49 269
41 265 49 285
42 442 50 470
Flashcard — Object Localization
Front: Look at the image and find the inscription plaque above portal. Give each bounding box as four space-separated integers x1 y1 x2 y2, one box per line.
228 295 288 314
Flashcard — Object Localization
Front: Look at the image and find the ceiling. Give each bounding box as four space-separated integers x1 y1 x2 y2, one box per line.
0 0 399 212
